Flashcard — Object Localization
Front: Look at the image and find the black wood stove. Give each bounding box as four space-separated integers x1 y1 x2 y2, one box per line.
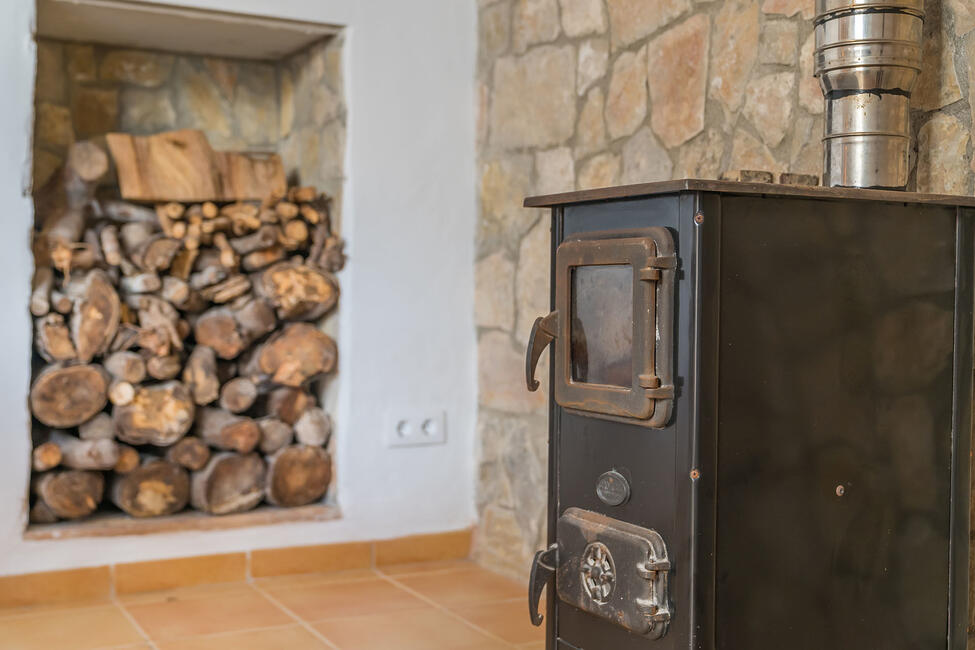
522 180 975 650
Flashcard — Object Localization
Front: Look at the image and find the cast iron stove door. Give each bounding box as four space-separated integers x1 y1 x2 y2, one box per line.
526 227 676 428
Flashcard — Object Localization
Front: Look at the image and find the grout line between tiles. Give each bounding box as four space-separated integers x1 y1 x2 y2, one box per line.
112 596 159 650
374 571 519 648
249 581 341 649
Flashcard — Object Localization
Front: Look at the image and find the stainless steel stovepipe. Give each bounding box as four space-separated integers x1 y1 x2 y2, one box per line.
814 0 925 189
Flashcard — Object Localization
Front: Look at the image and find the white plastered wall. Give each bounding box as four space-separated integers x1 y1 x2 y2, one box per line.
0 0 478 575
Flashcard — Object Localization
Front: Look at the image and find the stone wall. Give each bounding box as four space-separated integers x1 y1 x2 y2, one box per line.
473 0 975 581
32 37 346 219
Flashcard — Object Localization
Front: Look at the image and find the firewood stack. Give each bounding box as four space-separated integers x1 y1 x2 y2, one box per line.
27 137 346 524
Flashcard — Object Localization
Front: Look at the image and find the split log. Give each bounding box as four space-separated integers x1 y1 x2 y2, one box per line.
110 324 140 352
257 262 338 321
34 141 109 273
195 408 260 453
242 245 285 271
294 407 332 447
135 236 182 272
233 298 277 344
170 248 198 280
219 377 257 414
98 225 122 266
50 431 119 470
161 276 191 307
147 354 182 380
193 307 245 359
119 222 157 256
114 444 141 474
289 186 318 203
255 323 337 387
110 458 189 517
229 224 278 255
189 264 227 291
94 199 158 224
200 275 250 303
265 387 312 425
166 436 210 471
104 350 146 383
108 380 136 406
79 412 116 440
212 232 238 268
281 219 309 250
35 313 78 362
30 500 58 524
30 267 53 317
265 445 331 507
49 288 72 315
300 204 323 224
314 237 347 274
183 345 219 405
33 470 103 519
71 270 121 363
135 295 183 354
258 417 293 454
114 381 195 446
275 201 299 219
190 452 266 515
106 129 286 202
30 363 109 428
32 441 62 472
119 272 162 294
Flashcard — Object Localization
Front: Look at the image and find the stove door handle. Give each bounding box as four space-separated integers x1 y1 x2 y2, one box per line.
526 311 559 391
529 543 558 626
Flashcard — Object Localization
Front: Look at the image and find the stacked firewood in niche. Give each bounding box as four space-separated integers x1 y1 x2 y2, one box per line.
28 139 346 524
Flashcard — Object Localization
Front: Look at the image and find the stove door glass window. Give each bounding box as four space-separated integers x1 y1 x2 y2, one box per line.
570 265 633 387
552 229 675 428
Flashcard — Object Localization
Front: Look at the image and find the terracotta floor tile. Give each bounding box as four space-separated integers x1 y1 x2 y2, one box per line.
0 603 143 649
155 624 329 649
453 599 543 645
260 577 427 622
253 568 379 589
377 559 476 577
312 607 501 650
393 568 523 608
118 580 253 606
122 584 291 641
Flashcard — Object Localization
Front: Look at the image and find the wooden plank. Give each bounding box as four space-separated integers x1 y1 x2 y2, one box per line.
24 503 340 540
106 129 287 202
523 179 975 208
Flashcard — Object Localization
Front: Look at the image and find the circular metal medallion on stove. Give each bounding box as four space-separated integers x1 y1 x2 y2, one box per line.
596 470 631 506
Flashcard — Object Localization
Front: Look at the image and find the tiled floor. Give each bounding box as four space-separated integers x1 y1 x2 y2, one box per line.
0 560 544 650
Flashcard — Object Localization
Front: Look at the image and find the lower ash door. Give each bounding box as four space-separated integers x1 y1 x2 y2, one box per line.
530 508 672 640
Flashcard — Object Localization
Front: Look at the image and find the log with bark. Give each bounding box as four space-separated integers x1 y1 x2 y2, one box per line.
265 445 331 507
110 457 189 517
251 323 337 387
191 452 266 515
113 381 195 446
33 470 104 519
195 408 260 453
166 436 211 471
30 363 109 428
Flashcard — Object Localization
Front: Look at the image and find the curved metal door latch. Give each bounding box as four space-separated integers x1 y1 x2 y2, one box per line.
526 311 559 391
529 543 558 626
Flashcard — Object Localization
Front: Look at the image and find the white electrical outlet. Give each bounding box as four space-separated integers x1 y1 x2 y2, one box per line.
387 411 447 448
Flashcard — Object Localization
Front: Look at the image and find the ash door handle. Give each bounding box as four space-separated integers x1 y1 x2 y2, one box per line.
526 311 559 391
529 543 558 626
